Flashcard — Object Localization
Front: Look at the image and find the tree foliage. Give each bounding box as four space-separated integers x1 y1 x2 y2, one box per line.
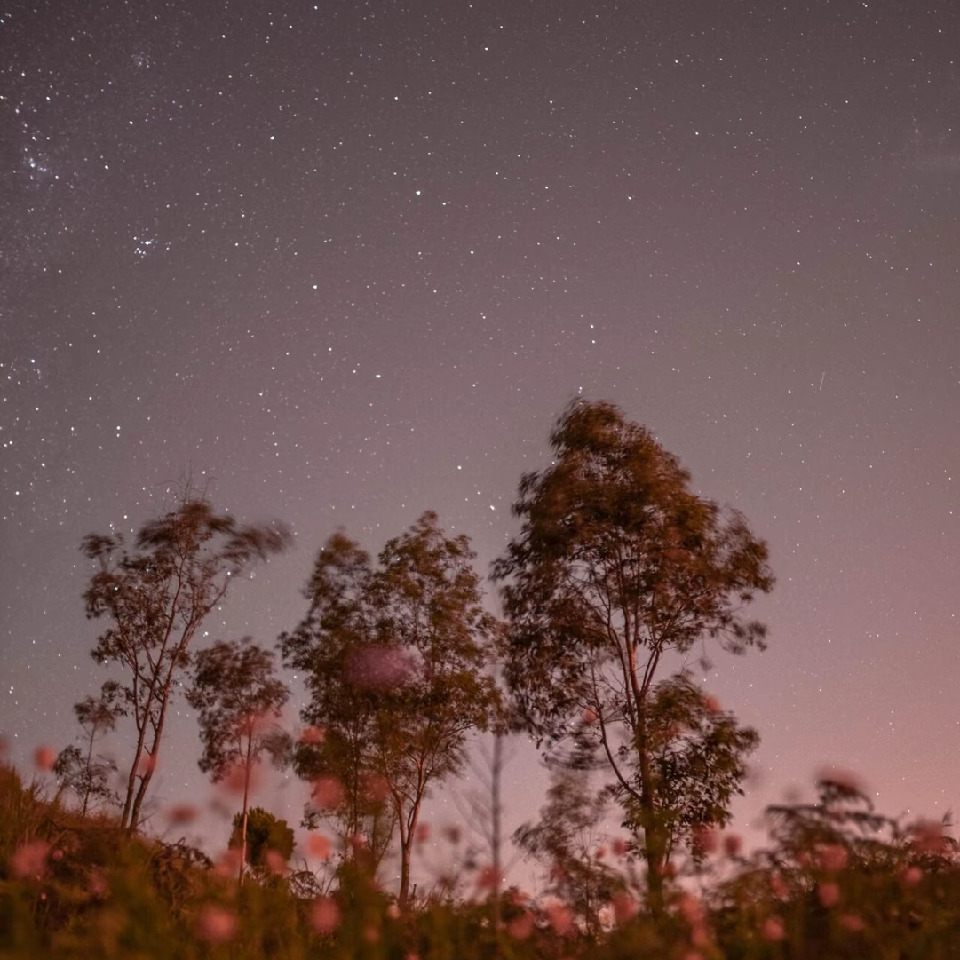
492 400 774 912
372 511 500 907
229 806 295 869
282 512 499 907
82 494 290 830
54 681 124 816
187 637 290 881
280 532 396 866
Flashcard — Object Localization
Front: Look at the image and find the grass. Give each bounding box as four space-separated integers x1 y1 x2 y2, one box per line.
3 758 960 959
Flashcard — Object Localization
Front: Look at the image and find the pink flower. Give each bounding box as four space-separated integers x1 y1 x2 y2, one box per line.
770 873 789 900
818 881 840 908
692 825 719 855
362 773 390 804
166 804 197 825
507 912 534 940
678 893 705 925
763 916 785 941
903 865 923 886
840 912 864 932
415 823 431 844
312 776 346 810
311 897 341 934
909 819 950 855
723 833 743 858
10 841 50 880
612 892 638 924
307 833 333 860
34 746 55 771
196 906 237 942
300 724 325 743
817 843 848 872
544 901 573 936
476 865 502 891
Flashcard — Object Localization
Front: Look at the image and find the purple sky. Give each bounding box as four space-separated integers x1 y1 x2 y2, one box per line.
2 0 959 893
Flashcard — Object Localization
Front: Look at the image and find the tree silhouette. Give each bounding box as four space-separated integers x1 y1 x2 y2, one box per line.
280 532 396 869
53 681 124 816
187 637 290 883
82 494 290 830
493 399 774 913
283 514 499 907
371 511 500 908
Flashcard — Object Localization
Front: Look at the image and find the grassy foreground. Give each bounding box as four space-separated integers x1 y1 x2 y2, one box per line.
4 760 960 959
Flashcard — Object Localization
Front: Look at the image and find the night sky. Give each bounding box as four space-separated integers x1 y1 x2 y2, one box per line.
2 0 959 889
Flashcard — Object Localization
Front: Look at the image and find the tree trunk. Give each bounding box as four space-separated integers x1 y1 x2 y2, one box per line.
398 823 412 909
635 711 666 916
121 722 150 829
238 739 253 887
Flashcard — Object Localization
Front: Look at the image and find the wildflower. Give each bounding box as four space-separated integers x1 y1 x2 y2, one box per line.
311 896 340 934
10 841 50 880
678 893 706 925
346 645 414 689
362 772 390 804
307 833 333 860
703 695 721 714
909 819 950 855
770 873 789 900
443 825 462 845
166 804 197 825
300 724 325 743
611 836 630 856
507 911 534 940
582 707 598 724
723 833 743 858
763 916 785 941
817 843 848 872
544 900 574 936
34 746 55 771
264 849 287 875
902 865 923 886
818 881 840 908
214 848 243 879
692 825 719 855
476 865 502 891
312 776 346 810
196 906 237 942
415 822 430 844
135 750 158 777
612 892 638 924
386 903 401 919
840 912 864 932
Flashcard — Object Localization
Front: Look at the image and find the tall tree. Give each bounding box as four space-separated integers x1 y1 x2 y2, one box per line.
187 638 290 882
82 495 290 830
53 681 125 816
280 532 396 869
282 515 500 908
492 400 774 913
371 511 500 908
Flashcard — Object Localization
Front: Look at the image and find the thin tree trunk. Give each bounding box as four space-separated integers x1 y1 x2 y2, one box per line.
239 738 253 888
